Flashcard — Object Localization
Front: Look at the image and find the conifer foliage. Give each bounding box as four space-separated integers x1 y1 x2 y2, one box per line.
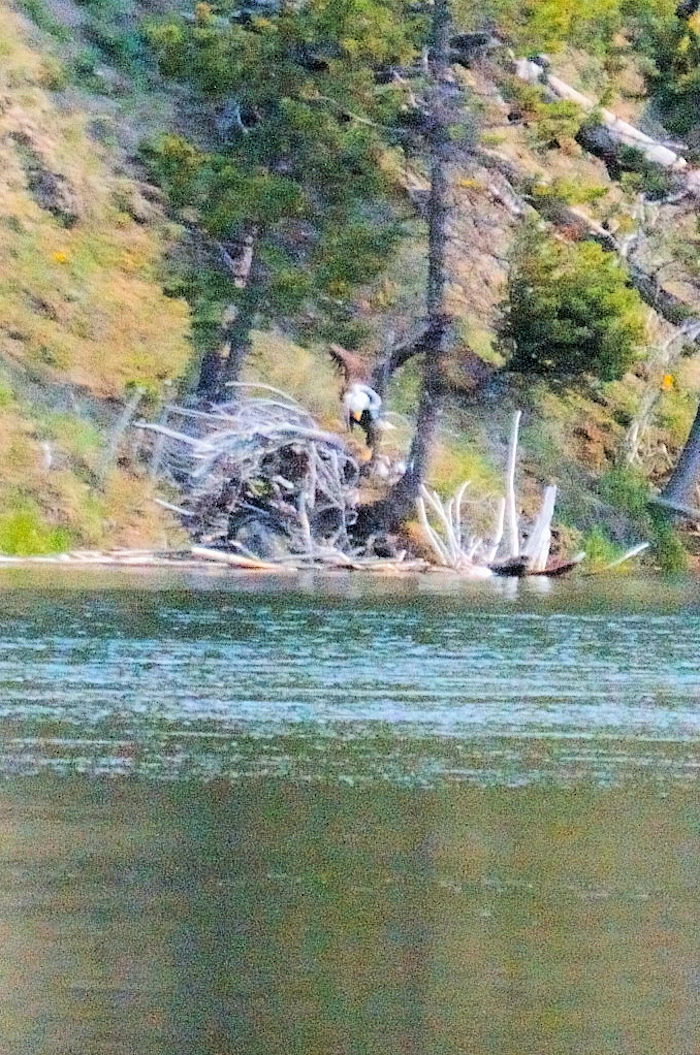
143 0 419 396
499 225 647 382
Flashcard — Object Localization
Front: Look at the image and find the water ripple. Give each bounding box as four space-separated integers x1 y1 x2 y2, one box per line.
0 574 698 784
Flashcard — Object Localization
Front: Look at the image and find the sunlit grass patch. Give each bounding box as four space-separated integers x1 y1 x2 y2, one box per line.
245 331 342 427
0 496 72 555
430 431 501 499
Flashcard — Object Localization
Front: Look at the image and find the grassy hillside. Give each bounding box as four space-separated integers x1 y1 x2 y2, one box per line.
0 0 192 550
1 0 699 566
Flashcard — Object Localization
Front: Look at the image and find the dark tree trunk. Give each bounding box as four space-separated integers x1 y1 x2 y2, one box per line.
196 238 260 401
197 344 226 397
358 0 458 533
218 282 259 393
661 403 700 506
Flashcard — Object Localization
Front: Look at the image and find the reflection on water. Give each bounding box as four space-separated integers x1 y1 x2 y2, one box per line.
0 569 697 1054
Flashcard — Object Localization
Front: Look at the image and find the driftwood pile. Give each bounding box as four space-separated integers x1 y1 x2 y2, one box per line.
133 389 594 576
135 383 428 571
0 397 647 576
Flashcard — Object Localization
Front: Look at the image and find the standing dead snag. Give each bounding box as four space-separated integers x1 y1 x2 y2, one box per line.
417 412 584 577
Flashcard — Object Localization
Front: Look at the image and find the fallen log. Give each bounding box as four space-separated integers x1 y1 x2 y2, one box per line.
489 555 530 577
479 148 700 335
190 546 288 570
648 495 700 521
527 553 586 577
490 553 585 577
512 57 699 192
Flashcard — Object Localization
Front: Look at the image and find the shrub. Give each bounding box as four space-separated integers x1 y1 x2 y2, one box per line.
139 133 204 207
17 0 70 41
499 224 647 382
38 56 70 91
597 465 649 519
0 502 71 555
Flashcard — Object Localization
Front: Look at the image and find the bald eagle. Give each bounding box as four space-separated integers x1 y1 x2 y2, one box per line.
327 343 383 445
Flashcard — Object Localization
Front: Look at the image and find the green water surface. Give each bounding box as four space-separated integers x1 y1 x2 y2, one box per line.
0 569 696 1055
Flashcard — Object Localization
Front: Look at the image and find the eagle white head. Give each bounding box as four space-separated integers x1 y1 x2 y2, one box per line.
343 383 382 425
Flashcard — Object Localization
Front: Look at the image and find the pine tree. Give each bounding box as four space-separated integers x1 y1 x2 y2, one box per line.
143 0 418 397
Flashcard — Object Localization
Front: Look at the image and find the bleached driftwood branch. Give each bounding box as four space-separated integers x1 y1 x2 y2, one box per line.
136 386 360 558
417 413 581 577
417 484 494 577
523 484 556 572
505 409 521 558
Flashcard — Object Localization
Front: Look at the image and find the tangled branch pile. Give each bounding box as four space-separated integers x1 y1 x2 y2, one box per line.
137 385 362 560
137 398 597 577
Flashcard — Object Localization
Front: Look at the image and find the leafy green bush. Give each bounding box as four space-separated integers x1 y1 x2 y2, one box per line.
649 509 688 573
499 224 647 381
38 56 70 91
580 524 623 568
501 78 584 152
617 146 675 200
636 12 700 140
0 502 71 555
141 18 189 78
140 134 204 208
83 20 146 72
529 177 608 209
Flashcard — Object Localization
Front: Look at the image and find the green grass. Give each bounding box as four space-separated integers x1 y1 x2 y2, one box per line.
0 500 71 555
17 0 70 41
36 412 104 464
580 524 623 569
597 465 650 522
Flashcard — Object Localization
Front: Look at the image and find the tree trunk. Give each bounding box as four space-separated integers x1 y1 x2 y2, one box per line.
358 0 457 532
196 234 259 400
661 402 700 506
197 343 225 397
218 282 259 394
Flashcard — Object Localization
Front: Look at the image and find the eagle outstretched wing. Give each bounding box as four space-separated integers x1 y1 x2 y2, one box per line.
327 344 371 389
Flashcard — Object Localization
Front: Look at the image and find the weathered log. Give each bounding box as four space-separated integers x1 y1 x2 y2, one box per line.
191 545 287 570
528 553 585 577
648 495 700 521
490 555 531 577
514 57 692 176
479 148 700 332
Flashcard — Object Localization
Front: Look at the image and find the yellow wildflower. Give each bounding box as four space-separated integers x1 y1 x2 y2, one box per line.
662 374 674 390
52 251 68 264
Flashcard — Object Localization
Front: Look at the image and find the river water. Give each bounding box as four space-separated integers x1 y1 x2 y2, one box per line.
0 568 697 1054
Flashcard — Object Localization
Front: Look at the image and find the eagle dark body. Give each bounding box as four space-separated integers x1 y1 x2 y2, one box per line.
349 408 375 445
